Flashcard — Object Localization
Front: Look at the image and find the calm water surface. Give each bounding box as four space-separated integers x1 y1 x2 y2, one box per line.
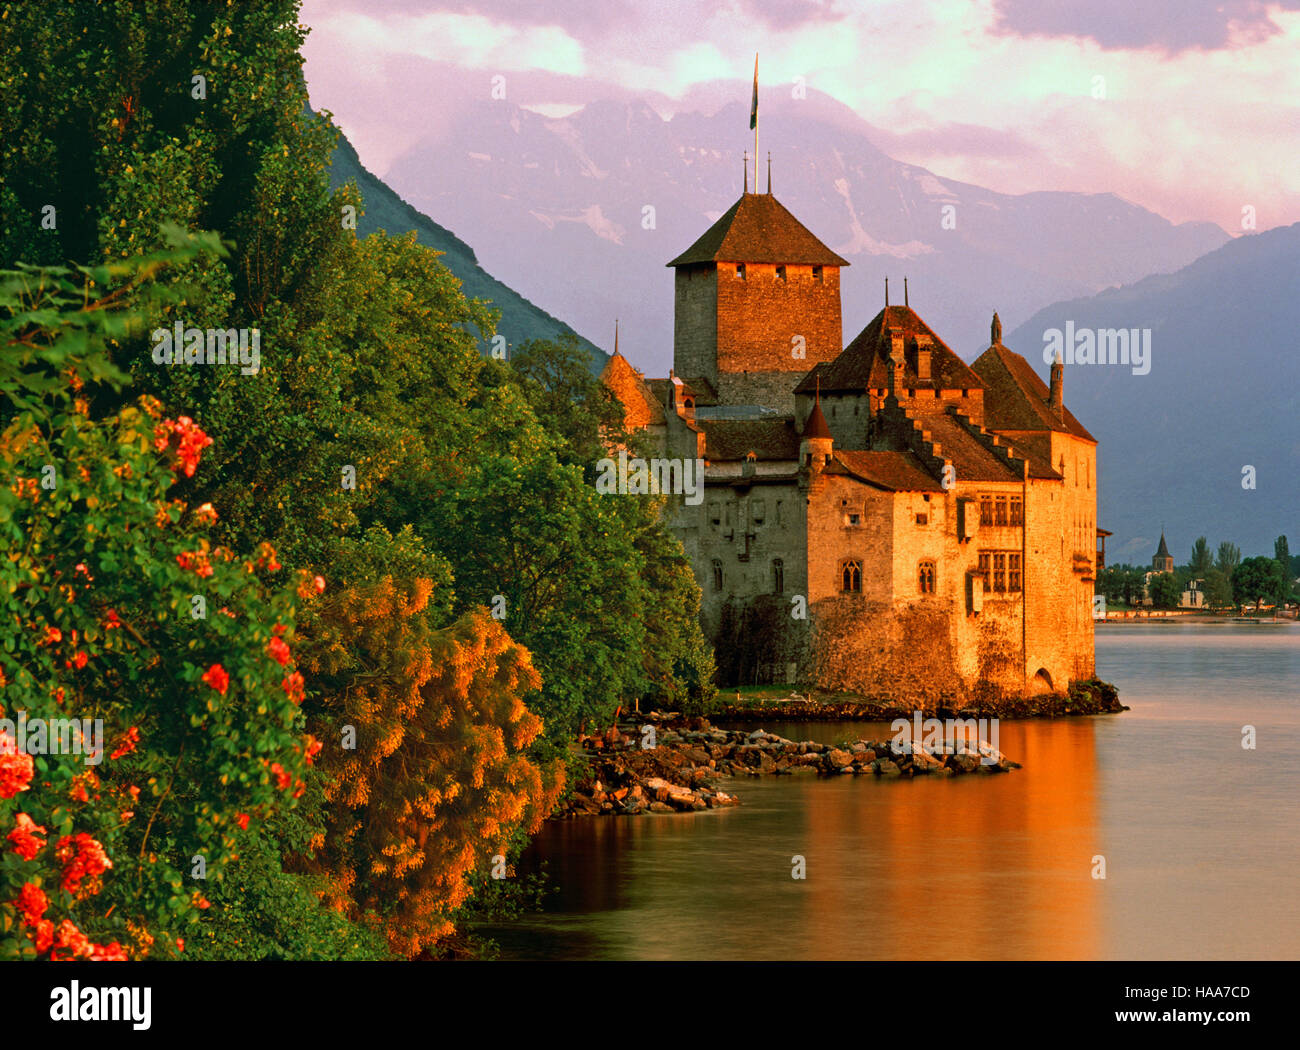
484 624 1300 959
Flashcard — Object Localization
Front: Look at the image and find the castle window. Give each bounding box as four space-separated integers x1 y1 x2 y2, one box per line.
977 552 990 587
736 263 747 280
772 558 785 595
1009 496 1023 526
846 512 861 526
993 553 1007 593
916 512 928 526
813 266 823 284
775 501 783 525
776 265 787 281
918 561 935 594
752 498 765 524
712 560 724 591
830 404 836 417
841 560 862 593
1009 553 1022 592
708 501 721 526
980 494 993 523
993 495 1009 526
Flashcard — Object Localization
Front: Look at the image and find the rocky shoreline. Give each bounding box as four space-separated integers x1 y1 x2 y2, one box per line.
708 676 1127 723
554 717 1021 819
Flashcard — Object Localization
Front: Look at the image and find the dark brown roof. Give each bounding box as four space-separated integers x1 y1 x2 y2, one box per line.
667 193 850 268
646 375 718 409
971 343 1095 442
828 451 943 492
796 305 983 394
802 399 832 439
700 417 800 461
922 413 1025 482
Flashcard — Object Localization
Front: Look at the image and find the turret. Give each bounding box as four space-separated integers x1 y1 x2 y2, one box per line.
1048 348 1064 420
800 380 833 476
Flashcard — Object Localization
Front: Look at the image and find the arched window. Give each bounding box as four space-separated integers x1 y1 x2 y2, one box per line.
841 560 862 593
918 561 936 594
711 559 724 591
772 558 784 595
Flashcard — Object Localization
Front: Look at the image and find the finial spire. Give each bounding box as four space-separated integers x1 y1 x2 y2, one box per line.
904 277 909 307
884 277 889 307
614 319 619 356
991 311 1002 345
767 151 772 194
743 150 748 193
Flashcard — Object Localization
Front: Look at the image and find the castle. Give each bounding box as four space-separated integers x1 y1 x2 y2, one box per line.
602 178 1100 704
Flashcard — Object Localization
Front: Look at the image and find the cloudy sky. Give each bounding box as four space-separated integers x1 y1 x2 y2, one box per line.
299 0 1300 231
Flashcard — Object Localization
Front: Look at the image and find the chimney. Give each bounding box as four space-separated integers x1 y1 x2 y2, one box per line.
1048 350 1064 419
916 334 932 381
889 331 905 393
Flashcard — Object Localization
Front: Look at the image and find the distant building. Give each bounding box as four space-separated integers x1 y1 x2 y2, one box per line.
603 177 1099 702
1152 531 1174 574
1181 579 1205 608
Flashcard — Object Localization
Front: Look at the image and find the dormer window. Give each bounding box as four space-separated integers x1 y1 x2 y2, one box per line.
736 263 747 280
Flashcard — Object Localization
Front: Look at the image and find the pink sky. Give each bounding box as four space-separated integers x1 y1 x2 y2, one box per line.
299 0 1300 232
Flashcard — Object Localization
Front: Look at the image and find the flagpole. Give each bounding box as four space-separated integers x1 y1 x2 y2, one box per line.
753 54 759 193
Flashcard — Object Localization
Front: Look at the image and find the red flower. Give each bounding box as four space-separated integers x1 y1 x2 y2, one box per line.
109 727 141 760
89 941 128 961
193 502 218 525
201 664 229 696
155 417 213 478
267 636 291 666
15 883 49 924
314 575 326 594
51 919 92 960
54 832 112 894
104 608 122 631
235 812 250 830
67 651 88 670
0 734 34 799
281 671 304 705
7 813 47 860
32 919 54 954
255 542 281 573
269 762 291 791
176 550 213 578
42 626 62 645
304 735 323 766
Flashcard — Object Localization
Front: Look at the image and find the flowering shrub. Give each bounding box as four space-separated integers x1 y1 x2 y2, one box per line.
0 258 316 959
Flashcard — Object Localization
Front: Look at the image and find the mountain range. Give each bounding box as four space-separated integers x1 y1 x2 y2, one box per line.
378 92 1228 368
326 95 1294 562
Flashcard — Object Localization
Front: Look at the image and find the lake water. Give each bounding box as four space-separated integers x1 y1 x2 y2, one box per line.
483 624 1300 959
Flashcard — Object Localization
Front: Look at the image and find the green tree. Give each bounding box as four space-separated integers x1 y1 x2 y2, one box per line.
1216 542 1241 576
1233 557 1284 610
1148 573 1181 609
1189 536 1213 576
1203 568 1234 610
1275 536 1293 603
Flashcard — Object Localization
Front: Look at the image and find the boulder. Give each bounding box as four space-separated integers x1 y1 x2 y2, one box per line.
647 802 674 813
871 758 902 776
825 748 853 768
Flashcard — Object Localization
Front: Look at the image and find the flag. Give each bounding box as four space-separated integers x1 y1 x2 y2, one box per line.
749 55 758 129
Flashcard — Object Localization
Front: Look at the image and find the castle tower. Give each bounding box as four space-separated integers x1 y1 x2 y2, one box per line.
667 190 849 413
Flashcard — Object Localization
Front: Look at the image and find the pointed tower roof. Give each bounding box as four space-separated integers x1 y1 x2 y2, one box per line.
798 305 981 394
600 349 666 426
667 193 849 268
971 342 1095 441
802 379 832 439
1155 532 1172 560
